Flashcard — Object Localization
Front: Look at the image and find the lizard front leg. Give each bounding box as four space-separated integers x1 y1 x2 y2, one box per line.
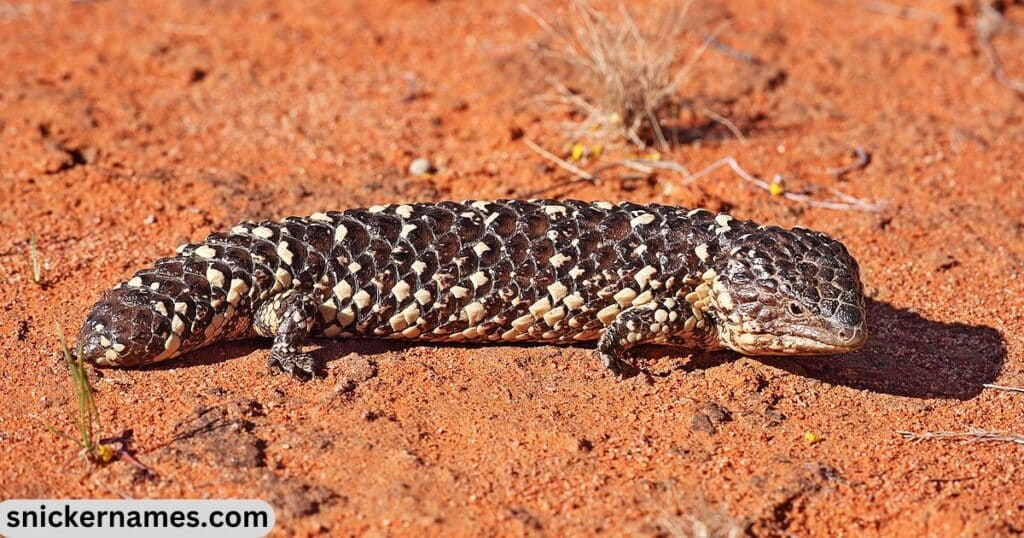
597 297 701 375
254 289 322 380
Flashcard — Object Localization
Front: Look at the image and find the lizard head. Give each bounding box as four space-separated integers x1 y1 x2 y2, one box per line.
704 225 867 355
78 285 178 367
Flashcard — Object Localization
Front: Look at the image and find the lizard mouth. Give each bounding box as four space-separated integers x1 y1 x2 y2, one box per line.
725 327 867 356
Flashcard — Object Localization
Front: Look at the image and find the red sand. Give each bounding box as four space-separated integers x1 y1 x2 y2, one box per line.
2 0 1023 535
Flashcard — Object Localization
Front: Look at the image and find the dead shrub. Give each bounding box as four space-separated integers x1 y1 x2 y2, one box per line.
525 0 711 149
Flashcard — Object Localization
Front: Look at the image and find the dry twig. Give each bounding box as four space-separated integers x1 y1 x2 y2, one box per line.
976 5 1024 95
898 428 1024 445
521 140 885 212
983 383 1024 394
828 147 871 180
620 158 692 177
865 2 943 23
701 32 760 64
701 107 747 144
27 234 43 285
679 157 885 211
524 138 594 181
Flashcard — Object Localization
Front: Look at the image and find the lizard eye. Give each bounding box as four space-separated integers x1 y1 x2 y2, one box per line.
788 303 804 316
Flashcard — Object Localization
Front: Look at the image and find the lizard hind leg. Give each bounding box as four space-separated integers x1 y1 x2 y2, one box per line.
254 289 323 380
597 298 694 377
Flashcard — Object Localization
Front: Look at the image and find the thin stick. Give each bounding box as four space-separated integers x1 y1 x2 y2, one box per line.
100 433 158 476
647 107 669 151
679 156 756 186
780 189 884 211
679 157 885 211
898 429 1024 445
28 234 43 285
983 383 1024 394
828 147 871 180
702 107 747 144
523 138 594 181
865 2 943 23
521 142 884 211
620 158 692 177
700 33 760 64
977 5 1024 95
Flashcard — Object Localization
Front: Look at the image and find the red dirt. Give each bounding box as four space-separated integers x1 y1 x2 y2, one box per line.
2 0 1023 535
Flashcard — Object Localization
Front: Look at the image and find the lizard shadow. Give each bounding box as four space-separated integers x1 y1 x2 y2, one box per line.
154 300 1005 401
642 299 1006 401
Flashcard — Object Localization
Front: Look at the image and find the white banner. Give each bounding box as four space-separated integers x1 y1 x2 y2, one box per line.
0 499 275 537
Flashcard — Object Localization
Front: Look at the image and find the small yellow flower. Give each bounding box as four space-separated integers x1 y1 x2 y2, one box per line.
592 145 603 158
570 143 585 161
804 431 823 445
769 182 784 196
95 443 116 463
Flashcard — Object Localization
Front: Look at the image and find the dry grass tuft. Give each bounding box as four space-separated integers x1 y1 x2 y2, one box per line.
525 0 712 149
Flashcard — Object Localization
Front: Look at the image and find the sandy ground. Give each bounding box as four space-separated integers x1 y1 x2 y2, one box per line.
2 0 1023 535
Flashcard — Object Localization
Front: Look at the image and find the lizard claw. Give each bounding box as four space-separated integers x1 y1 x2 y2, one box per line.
267 348 323 381
601 352 628 378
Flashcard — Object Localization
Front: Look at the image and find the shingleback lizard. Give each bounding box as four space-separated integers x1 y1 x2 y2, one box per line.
77 200 867 379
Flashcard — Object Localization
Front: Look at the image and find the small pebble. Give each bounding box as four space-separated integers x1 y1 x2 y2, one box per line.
702 402 732 423
332 354 377 383
408 157 433 176
690 413 717 435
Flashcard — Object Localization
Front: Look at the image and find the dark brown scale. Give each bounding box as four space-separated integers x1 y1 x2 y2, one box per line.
454 214 485 243
246 233 278 263
414 283 448 333
365 238 393 272
369 214 403 244
421 205 456 231
337 216 371 253
519 212 549 239
402 223 435 254
487 207 518 237
219 246 256 276
565 200 606 227
390 241 418 276
433 232 461 262
599 211 631 240
504 233 530 266
350 251 378 286
515 257 538 285
477 234 503 267
528 236 555 266
414 250 440 285
353 287 380 331
455 245 481 274
280 235 310 274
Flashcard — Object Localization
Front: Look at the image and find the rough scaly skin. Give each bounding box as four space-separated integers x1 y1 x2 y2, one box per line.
78 200 868 379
